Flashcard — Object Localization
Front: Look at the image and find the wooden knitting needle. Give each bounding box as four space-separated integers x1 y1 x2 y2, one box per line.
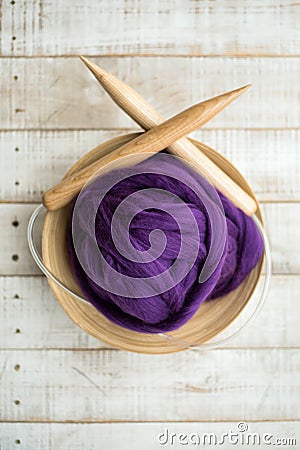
80 57 257 216
43 87 253 211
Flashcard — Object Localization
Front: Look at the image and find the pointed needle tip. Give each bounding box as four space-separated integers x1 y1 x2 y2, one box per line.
79 55 91 66
221 83 251 102
239 84 251 92
79 56 106 80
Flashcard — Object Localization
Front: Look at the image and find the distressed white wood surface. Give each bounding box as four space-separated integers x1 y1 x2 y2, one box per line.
1 0 299 56
0 349 299 421
1 203 299 276
0 422 299 450
1 0 299 447
1 129 299 202
1 57 299 129
0 275 299 350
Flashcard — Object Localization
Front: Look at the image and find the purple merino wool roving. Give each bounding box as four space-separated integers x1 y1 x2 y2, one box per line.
67 153 264 333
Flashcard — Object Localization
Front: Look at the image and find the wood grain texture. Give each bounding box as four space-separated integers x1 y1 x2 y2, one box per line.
0 422 299 450
0 203 298 276
263 203 300 274
0 204 41 275
1 129 299 202
1 57 299 129
1 0 299 56
0 349 299 421
0 275 299 350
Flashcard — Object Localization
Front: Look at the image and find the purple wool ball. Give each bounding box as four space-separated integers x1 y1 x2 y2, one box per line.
67 154 264 333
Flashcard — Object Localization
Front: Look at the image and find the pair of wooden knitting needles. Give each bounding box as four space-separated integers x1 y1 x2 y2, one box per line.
43 58 257 216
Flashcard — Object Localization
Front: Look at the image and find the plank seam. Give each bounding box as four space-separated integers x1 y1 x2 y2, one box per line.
1 55 300 59
0 419 299 424
1 128 300 132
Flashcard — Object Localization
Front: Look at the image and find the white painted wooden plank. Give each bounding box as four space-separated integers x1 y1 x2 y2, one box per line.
262 203 300 274
0 349 298 421
0 422 299 450
1 129 299 202
0 276 103 349
1 57 299 129
1 0 299 56
0 203 298 275
198 129 300 203
0 204 40 275
0 130 127 202
0 275 299 350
